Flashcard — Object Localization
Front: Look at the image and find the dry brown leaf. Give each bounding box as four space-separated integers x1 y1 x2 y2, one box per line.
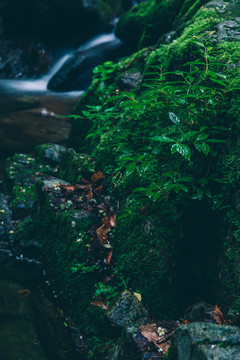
207 30 216 36
139 323 159 343
106 250 113 265
159 340 170 354
110 214 116 227
75 184 89 190
61 185 75 191
96 224 108 246
18 289 30 296
91 301 108 310
91 171 105 183
85 186 93 200
212 305 224 325
102 217 111 230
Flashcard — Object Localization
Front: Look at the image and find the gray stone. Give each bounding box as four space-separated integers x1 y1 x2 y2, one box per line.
107 290 148 329
117 71 142 90
43 178 70 191
210 18 240 43
36 143 67 164
169 322 240 360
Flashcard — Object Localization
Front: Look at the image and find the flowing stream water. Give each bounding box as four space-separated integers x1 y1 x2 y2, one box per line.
0 32 122 151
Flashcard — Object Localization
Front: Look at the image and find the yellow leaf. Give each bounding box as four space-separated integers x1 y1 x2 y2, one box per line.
134 292 142 301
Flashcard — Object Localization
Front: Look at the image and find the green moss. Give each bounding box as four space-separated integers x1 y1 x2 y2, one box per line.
115 0 185 49
174 0 208 28
146 6 221 71
58 151 95 184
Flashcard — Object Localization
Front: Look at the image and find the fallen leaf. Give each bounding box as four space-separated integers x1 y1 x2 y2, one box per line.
96 185 103 192
91 171 105 183
18 289 30 296
109 214 116 227
91 301 108 310
85 186 93 200
212 305 224 325
96 224 108 246
207 30 216 36
134 292 142 302
61 185 75 191
106 250 113 265
139 323 160 343
159 340 170 354
102 217 111 230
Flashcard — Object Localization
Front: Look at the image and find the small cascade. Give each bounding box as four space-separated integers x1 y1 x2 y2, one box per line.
0 32 122 95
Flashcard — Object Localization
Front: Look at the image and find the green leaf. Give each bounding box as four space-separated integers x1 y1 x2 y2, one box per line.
171 143 191 160
169 112 181 125
195 142 210 155
133 187 146 192
145 188 153 197
82 110 91 117
177 184 188 192
93 65 104 73
153 191 162 201
125 162 136 176
201 143 210 155
205 139 226 143
151 135 174 143
104 95 124 104
122 92 136 99
197 134 209 141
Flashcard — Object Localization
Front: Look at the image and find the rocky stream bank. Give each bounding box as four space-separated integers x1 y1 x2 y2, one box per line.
2 0 240 359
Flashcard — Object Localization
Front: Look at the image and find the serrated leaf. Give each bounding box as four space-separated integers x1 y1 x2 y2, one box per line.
169 112 181 125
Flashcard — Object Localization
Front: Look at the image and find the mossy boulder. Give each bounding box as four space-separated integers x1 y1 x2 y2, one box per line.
67 0 240 321
114 0 208 49
169 322 240 360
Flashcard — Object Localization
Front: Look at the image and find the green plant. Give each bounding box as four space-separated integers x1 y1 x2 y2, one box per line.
71 262 100 274
92 61 116 81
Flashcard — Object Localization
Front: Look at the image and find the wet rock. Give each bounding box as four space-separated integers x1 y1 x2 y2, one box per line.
107 290 148 329
42 178 70 191
0 39 52 79
207 17 240 43
36 143 67 165
117 70 142 90
184 302 221 323
0 193 14 247
169 322 240 360
5 154 38 218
